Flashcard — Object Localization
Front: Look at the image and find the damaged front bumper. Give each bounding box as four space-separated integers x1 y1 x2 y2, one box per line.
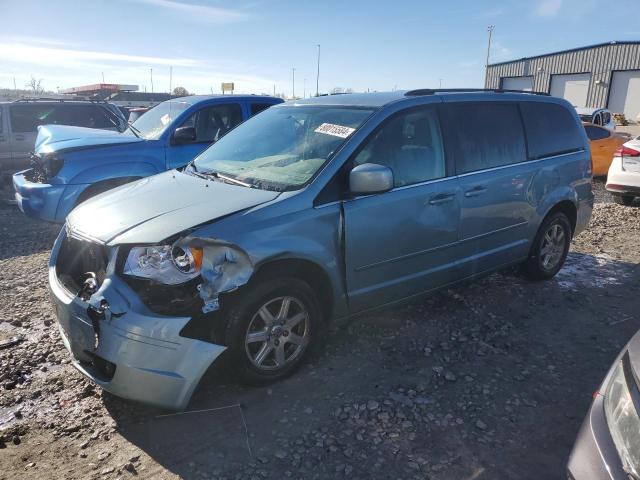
48 230 227 410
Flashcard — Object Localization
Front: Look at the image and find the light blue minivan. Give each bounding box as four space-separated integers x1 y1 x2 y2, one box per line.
13 94 283 222
49 89 593 409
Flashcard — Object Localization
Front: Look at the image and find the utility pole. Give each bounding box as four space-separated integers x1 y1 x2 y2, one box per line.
315 44 320 97
303 78 306 98
439 78 443 88
485 25 495 88
102 72 105 83
273 84 276 96
169 66 173 96
13 77 17 95
150 68 154 93
292 67 296 99
485 25 495 67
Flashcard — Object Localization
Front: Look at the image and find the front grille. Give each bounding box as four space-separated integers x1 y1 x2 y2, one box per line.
56 234 108 295
26 154 48 183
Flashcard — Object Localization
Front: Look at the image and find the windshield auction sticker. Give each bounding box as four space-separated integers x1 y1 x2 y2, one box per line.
314 123 356 138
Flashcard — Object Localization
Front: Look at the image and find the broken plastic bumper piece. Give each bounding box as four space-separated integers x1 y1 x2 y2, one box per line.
48 240 226 410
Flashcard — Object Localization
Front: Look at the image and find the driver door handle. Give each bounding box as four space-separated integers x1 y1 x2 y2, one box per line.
464 186 488 197
428 193 456 205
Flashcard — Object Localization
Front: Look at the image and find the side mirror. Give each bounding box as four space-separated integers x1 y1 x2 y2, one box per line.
349 163 394 195
173 126 196 145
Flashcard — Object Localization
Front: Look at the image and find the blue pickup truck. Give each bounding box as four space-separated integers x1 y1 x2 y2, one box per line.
13 95 283 222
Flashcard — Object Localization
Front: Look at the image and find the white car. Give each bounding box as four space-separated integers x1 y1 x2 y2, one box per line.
606 135 640 205
576 107 616 131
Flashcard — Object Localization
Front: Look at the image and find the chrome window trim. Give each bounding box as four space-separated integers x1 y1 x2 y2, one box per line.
315 148 586 207
456 149 586 178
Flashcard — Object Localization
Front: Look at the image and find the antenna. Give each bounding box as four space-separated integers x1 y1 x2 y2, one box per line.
316 44 321 97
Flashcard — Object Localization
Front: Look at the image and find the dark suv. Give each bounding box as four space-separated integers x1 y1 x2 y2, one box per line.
0 98 126 174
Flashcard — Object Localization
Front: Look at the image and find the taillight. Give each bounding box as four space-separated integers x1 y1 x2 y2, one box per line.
614 146 640 157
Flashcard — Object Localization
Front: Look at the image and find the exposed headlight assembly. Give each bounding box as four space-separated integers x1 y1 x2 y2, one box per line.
123 245 203 285
604 356 640 478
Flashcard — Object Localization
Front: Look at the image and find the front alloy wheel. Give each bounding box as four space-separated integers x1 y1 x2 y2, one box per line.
223 277 321 384
245 296 310 371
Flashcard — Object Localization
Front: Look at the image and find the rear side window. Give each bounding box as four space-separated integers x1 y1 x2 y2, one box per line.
584 124 610 141
442 102 526 174
9 104 114 132
520 102 584 159
10 105 49 133
61 105 114 129
251 103 272 116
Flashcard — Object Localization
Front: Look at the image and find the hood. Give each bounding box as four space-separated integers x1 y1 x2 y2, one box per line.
35 125 144 155
67 170 280 245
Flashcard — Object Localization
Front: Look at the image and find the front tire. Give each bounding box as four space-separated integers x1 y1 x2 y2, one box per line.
522 212 572 280
613 195 635 206
223 277 321 385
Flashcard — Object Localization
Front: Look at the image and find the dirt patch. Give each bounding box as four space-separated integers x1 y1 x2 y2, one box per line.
0 190 639 479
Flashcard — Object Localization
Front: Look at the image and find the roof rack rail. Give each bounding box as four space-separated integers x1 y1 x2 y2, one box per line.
405 88 550 96
12 97 109 103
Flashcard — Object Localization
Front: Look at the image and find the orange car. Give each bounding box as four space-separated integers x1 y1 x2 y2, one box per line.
584 123 626 176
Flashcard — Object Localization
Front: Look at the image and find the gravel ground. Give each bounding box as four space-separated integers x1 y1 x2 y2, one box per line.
1 184 639 480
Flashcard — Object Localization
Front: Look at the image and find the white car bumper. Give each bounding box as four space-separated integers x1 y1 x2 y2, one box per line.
606 157 640 197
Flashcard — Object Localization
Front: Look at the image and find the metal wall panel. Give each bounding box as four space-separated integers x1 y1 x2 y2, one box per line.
485 42 640 109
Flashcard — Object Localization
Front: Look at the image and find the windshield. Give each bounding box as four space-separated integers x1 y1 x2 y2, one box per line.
192 105 374 191
125 101 191 139
579 114 593 122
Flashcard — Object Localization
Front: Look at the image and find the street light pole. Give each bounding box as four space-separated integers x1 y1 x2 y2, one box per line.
316 44 320 97
485 25 495 88
303 78 306 98
150 68 154 93
292 67 296 99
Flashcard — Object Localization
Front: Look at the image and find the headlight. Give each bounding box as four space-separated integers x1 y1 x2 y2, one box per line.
604 357 640 477
123 245 202 285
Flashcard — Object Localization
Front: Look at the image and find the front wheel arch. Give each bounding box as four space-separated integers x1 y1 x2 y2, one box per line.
74 176 141 207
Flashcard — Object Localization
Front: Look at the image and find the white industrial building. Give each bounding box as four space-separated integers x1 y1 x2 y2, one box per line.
485 41 640 122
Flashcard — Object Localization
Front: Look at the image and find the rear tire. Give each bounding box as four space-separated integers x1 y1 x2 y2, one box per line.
613 195 635 206
522 212 572 281
222 277 321 385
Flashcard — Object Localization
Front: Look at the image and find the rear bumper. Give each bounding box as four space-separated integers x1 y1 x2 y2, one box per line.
606 158 640 196
12 170 87 222
49 230 226 410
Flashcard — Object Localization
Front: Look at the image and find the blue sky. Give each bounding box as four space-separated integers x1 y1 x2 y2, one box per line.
0 0 638 96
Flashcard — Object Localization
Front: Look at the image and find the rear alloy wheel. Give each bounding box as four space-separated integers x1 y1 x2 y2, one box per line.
613 195 635 206
522 212 572 280
223 277 321 384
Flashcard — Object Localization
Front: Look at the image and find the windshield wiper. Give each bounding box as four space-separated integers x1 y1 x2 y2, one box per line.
126 122 142 138
215 172 253 188
185 163 253 187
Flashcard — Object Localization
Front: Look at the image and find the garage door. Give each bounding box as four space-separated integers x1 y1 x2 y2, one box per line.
608 70 640 121
501 76 533 91
550 73 590 107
